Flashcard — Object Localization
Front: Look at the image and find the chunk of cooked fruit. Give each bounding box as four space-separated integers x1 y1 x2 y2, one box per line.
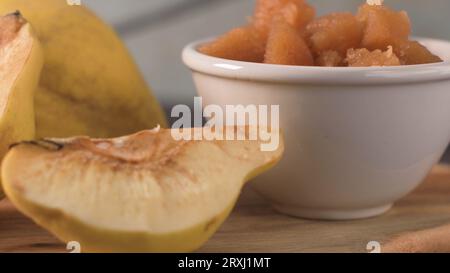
199 26 266 63
346 46 401 67
278 1 315 31
306 13 363 56
396 40 443 65
252 0 315 37
264 20 314 66
357 3 411 50
315 50 344 67
199 1 442 67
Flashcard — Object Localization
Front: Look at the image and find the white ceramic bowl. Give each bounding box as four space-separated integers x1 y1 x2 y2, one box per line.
182 38 450 220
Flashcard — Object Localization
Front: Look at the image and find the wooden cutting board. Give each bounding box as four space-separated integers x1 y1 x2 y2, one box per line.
1 165 449 253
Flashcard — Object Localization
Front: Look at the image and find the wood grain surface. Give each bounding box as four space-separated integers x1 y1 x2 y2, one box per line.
0 165 449 253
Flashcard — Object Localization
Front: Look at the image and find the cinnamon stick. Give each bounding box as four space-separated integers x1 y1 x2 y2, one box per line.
383 224 450 253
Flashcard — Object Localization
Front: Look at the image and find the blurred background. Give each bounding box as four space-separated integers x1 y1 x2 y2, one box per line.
83 0 450 162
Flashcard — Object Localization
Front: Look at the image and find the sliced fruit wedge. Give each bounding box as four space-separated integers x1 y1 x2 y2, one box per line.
0 12 43 199
2 127 284 252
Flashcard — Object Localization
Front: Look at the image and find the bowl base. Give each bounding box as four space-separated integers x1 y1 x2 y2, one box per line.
272 203 393 220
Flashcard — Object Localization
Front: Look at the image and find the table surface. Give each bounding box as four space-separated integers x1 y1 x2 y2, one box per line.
0 165 449 253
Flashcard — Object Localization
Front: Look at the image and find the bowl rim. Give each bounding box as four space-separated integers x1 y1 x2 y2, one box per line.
182 37 450 85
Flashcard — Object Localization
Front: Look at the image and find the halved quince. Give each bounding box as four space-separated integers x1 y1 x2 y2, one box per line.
2 127 284 252
0 12 43 199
